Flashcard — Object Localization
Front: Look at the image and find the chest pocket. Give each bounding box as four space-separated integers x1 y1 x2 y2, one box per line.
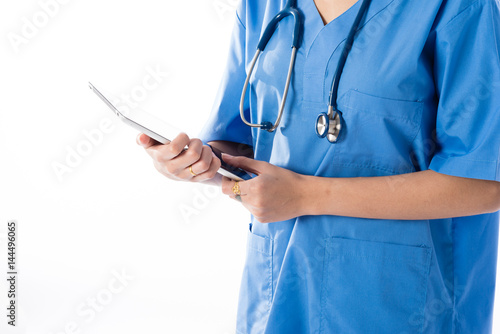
335 89 423 175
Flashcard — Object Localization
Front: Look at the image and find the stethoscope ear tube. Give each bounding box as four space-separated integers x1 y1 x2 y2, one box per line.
328 0 372 111
239 49 263 129
317 0 372 143
240 47 299 132
257 7 302 50
239 2 303 132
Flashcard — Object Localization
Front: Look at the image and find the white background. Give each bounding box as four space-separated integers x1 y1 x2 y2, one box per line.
0 0 498 333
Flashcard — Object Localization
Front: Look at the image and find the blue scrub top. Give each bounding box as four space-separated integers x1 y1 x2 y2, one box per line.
200 0 500 333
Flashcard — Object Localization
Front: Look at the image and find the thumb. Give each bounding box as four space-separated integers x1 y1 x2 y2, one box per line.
222 154 266 175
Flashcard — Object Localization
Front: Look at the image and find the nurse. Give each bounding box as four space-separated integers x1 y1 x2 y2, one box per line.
138 0 500 332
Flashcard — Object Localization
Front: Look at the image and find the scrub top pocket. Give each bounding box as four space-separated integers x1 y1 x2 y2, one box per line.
336 90 424 175
237 227 274 334
320 237 431 334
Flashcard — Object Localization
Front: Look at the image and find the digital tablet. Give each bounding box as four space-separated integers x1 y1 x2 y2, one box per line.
88 82 252 181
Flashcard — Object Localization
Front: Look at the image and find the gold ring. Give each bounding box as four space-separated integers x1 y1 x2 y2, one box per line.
232 181 241 196
189 165 197 177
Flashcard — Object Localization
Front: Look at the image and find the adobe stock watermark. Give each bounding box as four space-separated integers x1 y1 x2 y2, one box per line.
7 0 73 54
178 184 223 224
46 268 134 334
351 0 403 55
212 0 238 20
177 137 253 224
51 64 169 183
402 280 466 333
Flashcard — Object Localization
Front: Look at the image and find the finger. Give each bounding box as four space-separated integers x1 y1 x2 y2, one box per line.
221 177 247 196
221 177 234 195
168 138 204 173
191 153 222 181
145 132 190 161
221 154 266 175
190 145 216 176
136 133 160 149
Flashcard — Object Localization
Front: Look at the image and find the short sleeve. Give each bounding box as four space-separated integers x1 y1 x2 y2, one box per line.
429 0 500 182
197 4 253 147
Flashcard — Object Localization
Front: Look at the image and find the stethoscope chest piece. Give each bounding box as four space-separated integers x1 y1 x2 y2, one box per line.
316 110 342 143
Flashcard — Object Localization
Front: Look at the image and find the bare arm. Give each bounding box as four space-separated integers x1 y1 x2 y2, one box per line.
138 134 500 221
302 169 500 220
221 155 500 223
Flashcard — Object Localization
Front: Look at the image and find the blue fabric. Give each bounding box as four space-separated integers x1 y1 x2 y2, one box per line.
199 0 500 332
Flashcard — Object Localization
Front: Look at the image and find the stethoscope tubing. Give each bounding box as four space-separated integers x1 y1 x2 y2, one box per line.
240 0 372 140
258 4 302 50
240 47 298 131
239 0 302 131
329 0 372 111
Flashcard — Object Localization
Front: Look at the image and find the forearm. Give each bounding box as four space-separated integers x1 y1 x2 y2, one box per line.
302 170 500 220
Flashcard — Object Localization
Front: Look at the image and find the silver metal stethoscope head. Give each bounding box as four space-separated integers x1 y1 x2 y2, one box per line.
315 106 342 143
239 0 372 142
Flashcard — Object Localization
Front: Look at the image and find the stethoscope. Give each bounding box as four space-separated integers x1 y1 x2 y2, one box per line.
239 0 372 143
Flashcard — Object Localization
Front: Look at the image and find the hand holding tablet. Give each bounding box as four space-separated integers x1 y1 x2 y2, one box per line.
89 82 252 181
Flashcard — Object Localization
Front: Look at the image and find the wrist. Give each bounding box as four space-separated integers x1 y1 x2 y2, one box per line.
296 174 323 217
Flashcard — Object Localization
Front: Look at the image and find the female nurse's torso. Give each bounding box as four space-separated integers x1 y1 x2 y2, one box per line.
230 0 500 333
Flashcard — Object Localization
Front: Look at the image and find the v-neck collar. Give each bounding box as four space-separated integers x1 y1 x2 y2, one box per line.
298 0 361 55
296 0 398 104
298 0 397 56
314 0 362 27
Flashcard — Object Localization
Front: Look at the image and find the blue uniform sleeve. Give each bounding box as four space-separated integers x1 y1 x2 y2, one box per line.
429 0 500 182
198 4 253 147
